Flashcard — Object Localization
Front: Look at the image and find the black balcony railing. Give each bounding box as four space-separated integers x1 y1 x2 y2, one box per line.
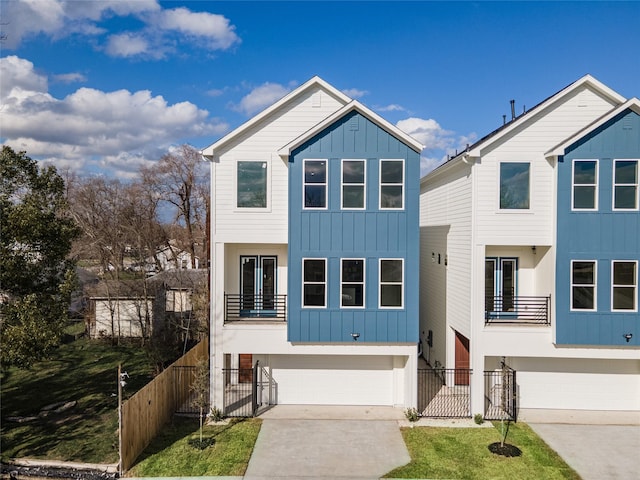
485 295 551 325
225 294 286 322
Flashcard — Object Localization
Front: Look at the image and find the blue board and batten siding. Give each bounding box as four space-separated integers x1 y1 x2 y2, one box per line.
287 111 420 343
556 109 640 346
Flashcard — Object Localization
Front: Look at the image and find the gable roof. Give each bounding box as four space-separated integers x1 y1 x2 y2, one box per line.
545 97 640 158
277 100 425 160
200 76 351 159
429 75 625 173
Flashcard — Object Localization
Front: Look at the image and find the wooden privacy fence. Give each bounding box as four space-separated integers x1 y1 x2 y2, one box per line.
120 339 208 472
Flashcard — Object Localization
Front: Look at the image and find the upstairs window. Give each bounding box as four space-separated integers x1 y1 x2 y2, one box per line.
571 260 596 311
500 162 530 209
612 261 637 311
341 259 365 307
304 160 327 209
341 159 366 209
613 160 638 210
572 160 598 210
302 259 326 307
380 160 404 209
380 259 403 308
237 161 267 208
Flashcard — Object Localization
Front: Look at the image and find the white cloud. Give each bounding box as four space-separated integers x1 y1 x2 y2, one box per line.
156 7 240 50
420 155 448 176
0 56 227 178
342 88 368 99
396 117 454 150
52 72 87 84
378 104 406 112
233 82 291 116
105 33 151 58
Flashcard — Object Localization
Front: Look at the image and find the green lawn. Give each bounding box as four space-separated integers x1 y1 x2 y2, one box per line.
128 417 262 477
1 324 155 464
385 422 580 480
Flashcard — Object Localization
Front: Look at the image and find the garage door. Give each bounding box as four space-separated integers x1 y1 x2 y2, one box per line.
270 355 394 405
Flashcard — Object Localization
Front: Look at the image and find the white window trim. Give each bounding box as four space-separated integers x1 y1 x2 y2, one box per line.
302 258 327 308
234 159 271 212
303 158 328 210
612 159 639 211
379 159 404 210
498 161 531 211
570 260 597 312
379 258 404 309
571 159 598 212
611 260 638 312
340 258 365 308
341 159 366 210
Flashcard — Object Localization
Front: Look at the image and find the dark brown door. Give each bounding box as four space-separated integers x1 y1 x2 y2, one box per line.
454 332 470 385
238 354 253 383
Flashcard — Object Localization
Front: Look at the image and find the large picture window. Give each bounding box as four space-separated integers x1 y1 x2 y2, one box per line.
571 260 596 311
341 259 364 307
499 162 530 209
380 160 404 209
237 161 267 208
380 259 403 308
572 160 598 210
302 259 326 307
304 159 327 209
342 159 365 209
613 160 638 210
612 261 637 311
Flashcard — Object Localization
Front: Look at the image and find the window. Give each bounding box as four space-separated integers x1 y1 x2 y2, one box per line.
571 260 596 311
237 161 267 208
304 159 327 208
302 259 326 307
612 261 637 311
572 160 598 210
380 259 403 308
341 259 364 307
613 160 638 210
380 160 404 209
499 162 530 209
342 159 365 209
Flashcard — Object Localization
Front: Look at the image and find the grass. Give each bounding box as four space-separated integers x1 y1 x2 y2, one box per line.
385 422 580 480
1 323 155 464
128 417 262 477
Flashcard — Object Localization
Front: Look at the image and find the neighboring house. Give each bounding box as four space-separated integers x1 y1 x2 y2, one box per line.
145 243 200 274
201 76 423 409
86 269 207 339
419 75 640 423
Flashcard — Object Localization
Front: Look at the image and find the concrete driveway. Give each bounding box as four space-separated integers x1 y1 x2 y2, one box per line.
243 406 410 480
529 423 640 480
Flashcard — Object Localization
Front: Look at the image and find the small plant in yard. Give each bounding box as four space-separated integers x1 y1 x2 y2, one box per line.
209 405 224 423
404 407 420 422
474 413 484 425
190 358 209 449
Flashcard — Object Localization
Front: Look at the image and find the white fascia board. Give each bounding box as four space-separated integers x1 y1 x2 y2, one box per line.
545 97 640 159
466 74 626 158
200 76 351 160
277 100 425 160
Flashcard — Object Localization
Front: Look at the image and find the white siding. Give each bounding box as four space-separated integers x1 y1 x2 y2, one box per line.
212 88 346 244
93 299 152 338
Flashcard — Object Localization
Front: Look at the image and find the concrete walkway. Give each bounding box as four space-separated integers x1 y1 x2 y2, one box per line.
529 423 640 480
243 406 411 480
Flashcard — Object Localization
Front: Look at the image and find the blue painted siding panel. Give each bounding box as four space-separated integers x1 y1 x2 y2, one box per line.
288 111 420 343
556 110 640 346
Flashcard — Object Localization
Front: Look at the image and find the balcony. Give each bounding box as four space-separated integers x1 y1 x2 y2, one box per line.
225 294 287 322
485 295 550 325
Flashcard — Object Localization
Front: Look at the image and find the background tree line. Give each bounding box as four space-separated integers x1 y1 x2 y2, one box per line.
1 145 209 367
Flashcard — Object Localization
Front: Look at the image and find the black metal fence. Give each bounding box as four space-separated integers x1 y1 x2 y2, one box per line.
222 362 276 417
417 368 472 418
225 294 287 322
485 295 551 325
484 366 517 421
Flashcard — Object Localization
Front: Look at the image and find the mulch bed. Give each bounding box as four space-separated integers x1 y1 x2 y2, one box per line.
488 442 522 457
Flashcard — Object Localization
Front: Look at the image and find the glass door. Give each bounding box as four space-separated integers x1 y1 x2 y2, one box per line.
241 256 257 313
485 257 517 317
240 256 277 316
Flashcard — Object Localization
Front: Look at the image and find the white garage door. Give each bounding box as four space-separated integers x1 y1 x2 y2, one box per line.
270 355 395 405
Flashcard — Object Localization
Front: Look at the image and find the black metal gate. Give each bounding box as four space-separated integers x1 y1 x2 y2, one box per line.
483 364 517 421
417 368 472 418
222 361 275 417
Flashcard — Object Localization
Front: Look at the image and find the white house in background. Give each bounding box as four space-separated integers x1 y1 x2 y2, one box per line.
420 74 640 423
146 243 200 273
201 76 423 413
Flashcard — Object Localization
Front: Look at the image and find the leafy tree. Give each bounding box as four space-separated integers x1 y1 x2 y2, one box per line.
0 147 81 366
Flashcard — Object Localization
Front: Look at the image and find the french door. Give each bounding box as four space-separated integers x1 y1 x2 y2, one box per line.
240 256 277 315
485 258 517 314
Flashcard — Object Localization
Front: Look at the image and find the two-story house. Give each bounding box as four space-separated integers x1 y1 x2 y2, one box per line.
201 77 423 412
420 75 639 423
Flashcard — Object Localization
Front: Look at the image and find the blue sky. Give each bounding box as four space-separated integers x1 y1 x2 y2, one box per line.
1 1 639 178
